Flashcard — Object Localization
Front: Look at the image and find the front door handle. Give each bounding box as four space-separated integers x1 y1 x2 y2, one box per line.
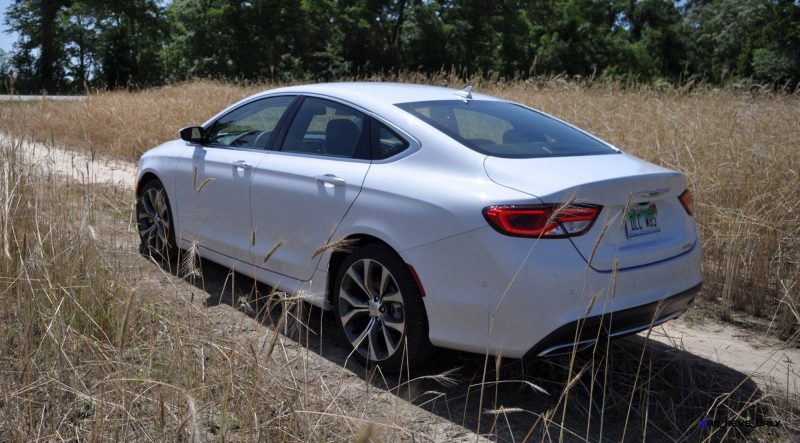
314 174 346 187
232 160 251 170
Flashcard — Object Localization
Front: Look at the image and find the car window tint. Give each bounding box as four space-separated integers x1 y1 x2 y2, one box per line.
371 120 409 160
453 107 512 145
207 95 295 149
396 100 617 159
281 97 368 158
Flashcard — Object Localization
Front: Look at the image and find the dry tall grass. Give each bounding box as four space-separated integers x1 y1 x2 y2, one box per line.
1 76 797 337
1 118 797 440
0 139 427 441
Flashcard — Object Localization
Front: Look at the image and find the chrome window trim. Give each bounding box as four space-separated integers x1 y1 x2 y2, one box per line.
197 144 271 155
265 149 372 164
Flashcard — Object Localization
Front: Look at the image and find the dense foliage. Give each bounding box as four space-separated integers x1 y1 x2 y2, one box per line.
2 0 799 93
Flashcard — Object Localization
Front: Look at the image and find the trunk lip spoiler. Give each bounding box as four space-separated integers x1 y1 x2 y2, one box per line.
631 187 671 199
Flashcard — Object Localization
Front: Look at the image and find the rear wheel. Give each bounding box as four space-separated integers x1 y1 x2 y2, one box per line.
136 180 177 261
333 244 433 372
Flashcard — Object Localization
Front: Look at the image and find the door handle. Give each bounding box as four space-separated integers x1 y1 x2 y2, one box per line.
232 160 251 170
314 174 346 187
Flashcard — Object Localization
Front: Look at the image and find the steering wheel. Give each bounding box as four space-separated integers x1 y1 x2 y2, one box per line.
229 130 262 147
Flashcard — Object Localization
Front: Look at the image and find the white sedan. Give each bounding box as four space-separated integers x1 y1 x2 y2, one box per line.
136 83 702 371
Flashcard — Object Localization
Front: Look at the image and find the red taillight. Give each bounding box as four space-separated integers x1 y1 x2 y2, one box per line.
678 189 694 216
483 204 601 238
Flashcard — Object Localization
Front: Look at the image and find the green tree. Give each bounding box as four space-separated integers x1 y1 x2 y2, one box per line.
59 0 96 88
528 0 627 77
164 0 324 81
440 0 505 75
4 0 70 92
400 0 450 73
90 0 167 88
495 1 534 76
687 0 800 85
4 0 168 92
334 0 396 74
304 0 350 80
620 0 690 81
0 49 13 93
4 0 799 90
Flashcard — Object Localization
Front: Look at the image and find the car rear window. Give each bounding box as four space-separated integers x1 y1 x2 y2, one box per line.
395 100 618 158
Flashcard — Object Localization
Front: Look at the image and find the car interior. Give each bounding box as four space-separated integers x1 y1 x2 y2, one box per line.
282 100 365 157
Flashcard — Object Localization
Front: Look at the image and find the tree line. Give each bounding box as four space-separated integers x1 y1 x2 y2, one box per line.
2 0 799 93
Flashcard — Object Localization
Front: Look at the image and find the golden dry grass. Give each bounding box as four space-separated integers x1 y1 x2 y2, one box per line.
0 140 426 441
1 77 797 336
0 78 800 441
0 81 266 161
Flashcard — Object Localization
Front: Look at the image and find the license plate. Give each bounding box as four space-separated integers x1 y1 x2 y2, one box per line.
625 203 660 238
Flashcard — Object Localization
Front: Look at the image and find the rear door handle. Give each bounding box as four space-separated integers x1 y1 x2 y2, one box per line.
232 160 251 170
314 174 346 187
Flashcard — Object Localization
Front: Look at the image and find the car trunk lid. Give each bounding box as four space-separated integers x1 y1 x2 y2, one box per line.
484 153 697 271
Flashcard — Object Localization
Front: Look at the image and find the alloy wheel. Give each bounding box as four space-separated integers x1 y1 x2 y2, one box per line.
338 258 406 361
137 186 171 259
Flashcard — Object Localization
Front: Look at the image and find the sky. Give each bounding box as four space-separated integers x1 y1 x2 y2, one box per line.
0 0 16 53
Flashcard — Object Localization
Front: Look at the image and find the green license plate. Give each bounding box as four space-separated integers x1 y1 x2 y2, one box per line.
625 203 660 238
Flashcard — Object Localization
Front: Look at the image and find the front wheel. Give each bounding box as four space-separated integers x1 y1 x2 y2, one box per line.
333 244 434 372
136 180 177 261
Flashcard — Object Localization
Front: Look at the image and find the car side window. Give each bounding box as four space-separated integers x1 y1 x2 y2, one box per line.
206 95 295 149
371 119 409 160
280 97 369 159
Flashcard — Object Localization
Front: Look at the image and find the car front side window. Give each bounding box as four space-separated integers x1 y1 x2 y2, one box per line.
206 95 296 149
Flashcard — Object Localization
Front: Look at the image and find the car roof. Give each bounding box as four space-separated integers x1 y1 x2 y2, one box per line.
257 82 503 108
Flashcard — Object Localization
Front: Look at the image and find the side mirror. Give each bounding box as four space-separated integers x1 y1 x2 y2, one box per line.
179 126 205 144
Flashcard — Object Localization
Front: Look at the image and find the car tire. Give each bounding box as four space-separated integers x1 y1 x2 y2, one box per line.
136 179 177 262
333 244 434 372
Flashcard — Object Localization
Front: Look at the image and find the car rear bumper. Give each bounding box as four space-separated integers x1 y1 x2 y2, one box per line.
402 226 703 359
524 282 701 358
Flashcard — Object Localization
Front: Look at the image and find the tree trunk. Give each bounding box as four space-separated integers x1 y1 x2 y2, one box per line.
393 0 407 52
77 14 86 90
38 0 58 93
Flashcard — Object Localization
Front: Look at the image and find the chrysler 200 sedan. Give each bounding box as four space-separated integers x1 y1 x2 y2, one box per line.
136 83 702 371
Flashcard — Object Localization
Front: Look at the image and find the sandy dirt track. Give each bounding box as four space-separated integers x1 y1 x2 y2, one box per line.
6 133 799 440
